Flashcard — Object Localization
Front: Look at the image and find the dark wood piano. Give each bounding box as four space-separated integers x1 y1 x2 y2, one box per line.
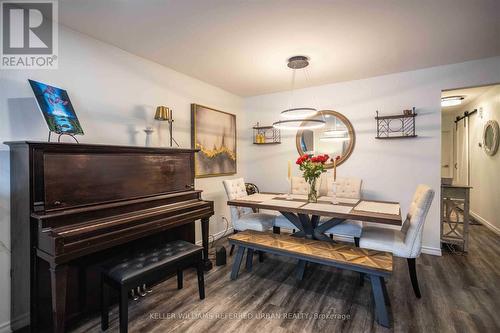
6 141 214 332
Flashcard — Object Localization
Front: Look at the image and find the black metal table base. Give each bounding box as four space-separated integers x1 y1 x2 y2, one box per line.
280 211 345 241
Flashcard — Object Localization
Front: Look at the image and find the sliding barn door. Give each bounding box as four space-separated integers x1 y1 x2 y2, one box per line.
455 118 469 185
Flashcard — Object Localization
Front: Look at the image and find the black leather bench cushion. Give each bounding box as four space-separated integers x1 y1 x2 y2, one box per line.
104 240 202 284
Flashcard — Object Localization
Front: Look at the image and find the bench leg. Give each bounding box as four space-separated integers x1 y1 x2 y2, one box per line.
246 249 254 272
296 260 307 280
370 275 390 328
258 251 264 262
100 278 109 331
119 288 129 333
230 246 245 280
177 268 183 289
353 237 365 285
197 261 205 300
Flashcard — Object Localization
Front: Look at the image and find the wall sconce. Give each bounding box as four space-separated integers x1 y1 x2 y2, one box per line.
154 106 179 147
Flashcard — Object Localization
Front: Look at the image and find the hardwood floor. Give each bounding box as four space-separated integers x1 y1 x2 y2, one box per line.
52 225 500 332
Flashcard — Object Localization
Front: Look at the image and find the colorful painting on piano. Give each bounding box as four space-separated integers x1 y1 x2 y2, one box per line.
28 79 84 135
191 104 237 178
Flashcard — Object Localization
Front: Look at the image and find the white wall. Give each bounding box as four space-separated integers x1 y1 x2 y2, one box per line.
0 27 245 330
244 57 500 255
460 85 500 234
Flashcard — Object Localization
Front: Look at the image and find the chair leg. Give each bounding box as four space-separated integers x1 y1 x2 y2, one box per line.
100 278 109 331
354 237 360 247
273 226 280 234
177 268 183 289
197 260 205 300
119 287 128 333
407 258 421 298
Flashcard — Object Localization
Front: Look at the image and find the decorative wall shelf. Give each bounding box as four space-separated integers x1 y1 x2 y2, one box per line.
253 124 281 144
375 107 417 139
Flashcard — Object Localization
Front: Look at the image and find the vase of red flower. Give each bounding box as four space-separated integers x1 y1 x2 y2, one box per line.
296 153 329 203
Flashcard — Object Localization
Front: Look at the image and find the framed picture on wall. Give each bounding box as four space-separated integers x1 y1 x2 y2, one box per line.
191 104 237 178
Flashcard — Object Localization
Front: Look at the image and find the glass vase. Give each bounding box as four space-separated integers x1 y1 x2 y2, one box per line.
307 178 318 203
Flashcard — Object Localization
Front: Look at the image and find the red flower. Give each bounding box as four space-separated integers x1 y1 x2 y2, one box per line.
335 155 341 161
296 154 310 165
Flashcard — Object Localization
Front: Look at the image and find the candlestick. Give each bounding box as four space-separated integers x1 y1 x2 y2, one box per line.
333 158 337 182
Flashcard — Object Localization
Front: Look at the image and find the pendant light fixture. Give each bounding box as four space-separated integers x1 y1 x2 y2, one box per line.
273 56 326 130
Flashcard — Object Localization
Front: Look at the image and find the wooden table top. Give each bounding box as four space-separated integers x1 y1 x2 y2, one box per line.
227 193 402 226
229 230 393 274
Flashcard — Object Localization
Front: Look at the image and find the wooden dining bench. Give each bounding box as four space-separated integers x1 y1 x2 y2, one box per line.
228 230 393 328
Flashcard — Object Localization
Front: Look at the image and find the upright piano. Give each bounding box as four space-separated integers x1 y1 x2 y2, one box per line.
6 141 214 332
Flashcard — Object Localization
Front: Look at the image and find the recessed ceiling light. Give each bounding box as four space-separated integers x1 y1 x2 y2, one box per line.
441 96 464 107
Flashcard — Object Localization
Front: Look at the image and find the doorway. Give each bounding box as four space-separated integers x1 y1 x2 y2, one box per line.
440 83 500 251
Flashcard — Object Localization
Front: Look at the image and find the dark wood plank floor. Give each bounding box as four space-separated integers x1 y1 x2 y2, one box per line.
62 224 499 332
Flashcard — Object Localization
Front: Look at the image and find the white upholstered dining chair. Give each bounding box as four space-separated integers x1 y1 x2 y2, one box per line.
273 176 310 231
359 184 435 298
322 177 364 245
223 178 275 255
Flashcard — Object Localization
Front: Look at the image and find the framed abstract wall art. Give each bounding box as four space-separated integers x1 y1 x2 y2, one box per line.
191 104 237 178
28 79 84 136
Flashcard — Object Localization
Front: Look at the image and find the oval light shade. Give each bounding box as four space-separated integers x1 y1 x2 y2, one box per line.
273 119 325 130
280 107 318 119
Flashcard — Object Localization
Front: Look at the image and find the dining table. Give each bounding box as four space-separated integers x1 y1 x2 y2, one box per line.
227 193 402 242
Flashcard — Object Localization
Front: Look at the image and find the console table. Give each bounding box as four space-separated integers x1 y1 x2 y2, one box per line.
441 184 472 252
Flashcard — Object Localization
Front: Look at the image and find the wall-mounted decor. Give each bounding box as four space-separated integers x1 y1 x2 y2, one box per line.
253 123 281 144
28 79 84 142
191 104 237 178
483 119 499 156
295 110 355 168
375 107 417 139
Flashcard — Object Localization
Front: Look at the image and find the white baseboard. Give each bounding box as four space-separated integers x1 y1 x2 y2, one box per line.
421 246 442 256
0 320 11 333
196 226 234 246
0 312 29 333
471 211 500 235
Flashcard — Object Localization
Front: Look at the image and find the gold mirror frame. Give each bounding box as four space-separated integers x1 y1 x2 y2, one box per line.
295 110 356 168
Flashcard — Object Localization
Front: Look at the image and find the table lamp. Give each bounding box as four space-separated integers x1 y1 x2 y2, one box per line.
154 106 178 147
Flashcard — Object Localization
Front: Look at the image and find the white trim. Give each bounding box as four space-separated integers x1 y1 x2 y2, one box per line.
421 245 442 256
0 312 29 333
196 226 234 246
0 320 11 333
471 211 500 235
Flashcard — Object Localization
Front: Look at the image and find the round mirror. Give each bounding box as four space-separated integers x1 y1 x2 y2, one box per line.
296 110 355 168
483 120 499 156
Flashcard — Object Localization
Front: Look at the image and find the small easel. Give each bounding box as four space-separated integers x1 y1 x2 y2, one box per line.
48 131 80 143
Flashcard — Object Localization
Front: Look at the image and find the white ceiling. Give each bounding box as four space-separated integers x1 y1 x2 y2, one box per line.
60 0 500 97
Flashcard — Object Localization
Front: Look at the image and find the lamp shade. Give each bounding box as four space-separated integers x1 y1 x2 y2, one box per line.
154 106 172 121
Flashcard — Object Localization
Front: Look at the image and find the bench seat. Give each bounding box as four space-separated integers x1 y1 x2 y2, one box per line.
228 230 393 327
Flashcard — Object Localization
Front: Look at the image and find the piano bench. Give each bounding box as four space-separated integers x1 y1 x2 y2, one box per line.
100 240 205 333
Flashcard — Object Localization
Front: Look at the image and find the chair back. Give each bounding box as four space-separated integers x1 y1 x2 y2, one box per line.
291 176 309 195
223 178 253 222
401 184 435 258
325 176 362 199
